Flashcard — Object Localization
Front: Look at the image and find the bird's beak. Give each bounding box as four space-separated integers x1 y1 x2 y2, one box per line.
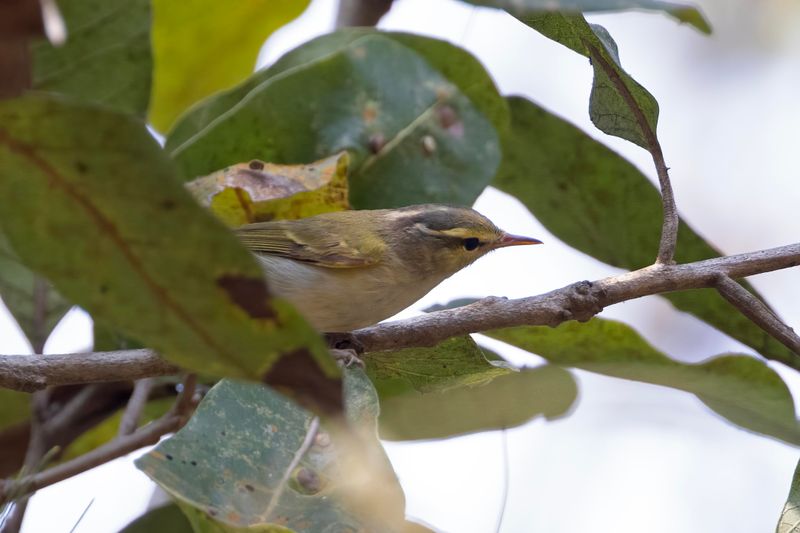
495 232 543 248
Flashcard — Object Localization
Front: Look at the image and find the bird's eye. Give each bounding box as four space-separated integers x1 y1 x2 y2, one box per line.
462 237 480 251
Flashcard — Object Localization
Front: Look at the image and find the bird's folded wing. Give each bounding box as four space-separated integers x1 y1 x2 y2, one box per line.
234 221 386 268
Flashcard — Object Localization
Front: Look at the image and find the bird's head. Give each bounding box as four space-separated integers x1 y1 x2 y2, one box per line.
382 204 542 277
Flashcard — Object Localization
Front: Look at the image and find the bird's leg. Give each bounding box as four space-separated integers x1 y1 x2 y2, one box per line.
325 332 365 368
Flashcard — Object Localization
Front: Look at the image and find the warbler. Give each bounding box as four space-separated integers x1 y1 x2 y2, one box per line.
235 204 541 332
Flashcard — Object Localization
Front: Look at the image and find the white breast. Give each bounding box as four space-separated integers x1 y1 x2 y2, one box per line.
255 255 445 332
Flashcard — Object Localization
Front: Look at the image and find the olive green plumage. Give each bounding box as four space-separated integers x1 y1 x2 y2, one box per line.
234 204 541 332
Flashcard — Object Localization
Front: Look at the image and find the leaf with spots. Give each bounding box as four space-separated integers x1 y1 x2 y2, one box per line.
0 95 339 410
186 152 350 228
166 30 507 209
461 0 710 34
136 372 407 531
488 318 800 446
364 336 577 440
494 96 798 370
31 0 152 116
0 233 71 352
149 0 311 131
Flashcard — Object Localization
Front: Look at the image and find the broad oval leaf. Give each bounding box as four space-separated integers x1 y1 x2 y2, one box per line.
463 0 710 34
31 0 152 116
378 365 577 441
0 95 338 408
494 96 798 368
516 13 661 149
120 503 193 533
365 336 576 440
136 373 405 531
488 318 800 446
167 31 506 210
187 152 350 227
149 0 310 131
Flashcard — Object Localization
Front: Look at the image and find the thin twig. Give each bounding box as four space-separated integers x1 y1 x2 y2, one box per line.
263 417 320 520
0 243 798 392
714 275 800 356
118 378 156 437
583 40 679 264
0 375 197 504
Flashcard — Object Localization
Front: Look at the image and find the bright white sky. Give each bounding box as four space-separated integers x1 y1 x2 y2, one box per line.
7 0 800 532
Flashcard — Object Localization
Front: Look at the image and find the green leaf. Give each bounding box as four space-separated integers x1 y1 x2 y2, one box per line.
366 336 514 398
186 152 350 227
364 336 576 440
136 372 405 531
463 0 710 34
121 503 193 533
488 319 800 446
149 0 310 131
31 0 151 116
166 30 506 209
517 13 660 149
378 365 577 441
494 96 797 368
0 390 30 431
777 459 800 533
0 95 339 409
0 233 71 352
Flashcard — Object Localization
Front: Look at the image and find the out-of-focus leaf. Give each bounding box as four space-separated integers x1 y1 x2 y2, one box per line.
488 319 800 446
149 0 310 132
0 390 30 431
60 397 172 463
167 30 506 209
364 336 575 440
366 336 514 399
379 365 577 441
0 233 71 352
121 503 193 533
517 13 660 149
0 95 339 412
777 458 800 533
136 372 406 531
463 0 710 34
494 96 797 368
187 152 350 227
31 0 151 116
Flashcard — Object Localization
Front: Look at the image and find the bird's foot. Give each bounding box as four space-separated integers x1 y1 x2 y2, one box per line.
324 332 365 354
330 348 365 368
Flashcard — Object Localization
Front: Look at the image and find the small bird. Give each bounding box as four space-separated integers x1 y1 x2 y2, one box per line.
235 204 542 333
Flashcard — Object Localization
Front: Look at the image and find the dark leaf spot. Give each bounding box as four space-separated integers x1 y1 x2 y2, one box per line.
294 467 322 494
245 484 255 492
165 454 173 461
217 275 275 319
263 349 343 416
160 198 176 210
99 284 109 294
75 161 88 173
221 430 226 436
248 160 264 170
190 460 197 466
368 132 386 154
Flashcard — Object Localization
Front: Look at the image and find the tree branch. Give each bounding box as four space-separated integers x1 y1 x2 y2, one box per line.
335 0 393 28
0 243 796 391
0 349 179 392
714 275 800 357
117 378 156 437
0 375 196 504
583 41 679 264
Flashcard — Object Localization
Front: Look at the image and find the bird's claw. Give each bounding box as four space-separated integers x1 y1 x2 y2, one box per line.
330 348 365 368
